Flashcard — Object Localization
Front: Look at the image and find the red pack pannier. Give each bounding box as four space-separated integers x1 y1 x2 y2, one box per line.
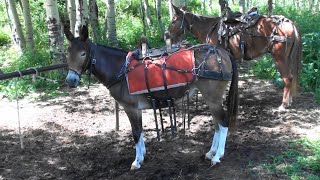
126 48 195 95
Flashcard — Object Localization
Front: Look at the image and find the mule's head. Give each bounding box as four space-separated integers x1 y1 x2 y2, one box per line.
167 4 187 43
64 25 90 88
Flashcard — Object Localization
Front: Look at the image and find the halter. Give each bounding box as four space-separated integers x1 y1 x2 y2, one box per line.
67 43 97 88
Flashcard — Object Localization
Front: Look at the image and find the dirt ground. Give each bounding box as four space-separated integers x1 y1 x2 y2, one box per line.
0 63 319 180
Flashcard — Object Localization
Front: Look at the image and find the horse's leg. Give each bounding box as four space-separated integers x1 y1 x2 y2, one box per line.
196 80 229 165
272 47 293 111
122 106 146 170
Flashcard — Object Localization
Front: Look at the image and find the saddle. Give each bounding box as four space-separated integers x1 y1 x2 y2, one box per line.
217 7 262 61
220 7 261 35
135 34 180 60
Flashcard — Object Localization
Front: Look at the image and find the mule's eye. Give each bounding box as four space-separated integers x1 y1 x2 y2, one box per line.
81 52 86 56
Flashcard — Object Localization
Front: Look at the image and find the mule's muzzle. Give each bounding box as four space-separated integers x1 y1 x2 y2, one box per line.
65 70 80 88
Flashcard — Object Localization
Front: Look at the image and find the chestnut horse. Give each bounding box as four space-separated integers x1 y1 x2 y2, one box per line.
168 5 302 110
64 26 238 170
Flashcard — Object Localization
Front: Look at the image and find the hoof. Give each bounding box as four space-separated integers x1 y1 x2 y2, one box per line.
130 164 140 171
211 160 220 167
130 160 141 171
278 105 286 112
205 151 215 160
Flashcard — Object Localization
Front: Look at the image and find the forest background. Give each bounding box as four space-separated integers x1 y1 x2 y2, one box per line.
0 0 319 102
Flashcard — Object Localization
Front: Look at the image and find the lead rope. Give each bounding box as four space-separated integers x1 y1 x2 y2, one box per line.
15 71 24 149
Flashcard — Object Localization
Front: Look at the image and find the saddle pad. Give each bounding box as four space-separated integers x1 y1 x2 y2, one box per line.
126 48 195 95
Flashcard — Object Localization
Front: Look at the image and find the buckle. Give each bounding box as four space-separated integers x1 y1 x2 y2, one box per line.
92 59 97 65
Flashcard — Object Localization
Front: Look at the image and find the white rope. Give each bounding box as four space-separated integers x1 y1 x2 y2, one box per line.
15 71 24 150
29 68 59 84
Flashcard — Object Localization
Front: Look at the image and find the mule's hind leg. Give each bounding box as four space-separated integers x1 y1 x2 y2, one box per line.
196 80 229 166
122 106 146 170
205 123 228 163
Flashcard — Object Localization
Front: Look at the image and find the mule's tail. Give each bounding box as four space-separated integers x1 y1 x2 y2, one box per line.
289 23 302 95
227 55 239 129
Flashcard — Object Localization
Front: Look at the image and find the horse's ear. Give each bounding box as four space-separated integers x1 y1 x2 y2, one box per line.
63 24 74 41
80 25 89 41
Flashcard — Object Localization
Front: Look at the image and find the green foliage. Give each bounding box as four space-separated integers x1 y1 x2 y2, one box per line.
0 49 65 99
0 31 11 46
301 33 320 102
250 56 277 79
263 137 320 179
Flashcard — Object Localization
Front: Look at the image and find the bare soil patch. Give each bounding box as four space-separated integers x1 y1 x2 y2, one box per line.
0 64 319 180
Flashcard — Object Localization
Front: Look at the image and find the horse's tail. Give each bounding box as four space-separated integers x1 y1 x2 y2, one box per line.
227 54 239 129
289 23 302 95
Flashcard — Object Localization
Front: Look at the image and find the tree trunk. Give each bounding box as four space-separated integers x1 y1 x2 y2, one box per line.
209 0 214 12
239 0 245 13
316 0 320 12
106 0 118 47
21 0 34 50
75 0 89 37
155 0 164 39
268 0 273 16
309 0 315 11
139 0 147 35
5 0 16 48
45 0 65 63
89 0 99 42
8 0 26 50
103 7 108 42
143 0 152 26
67 0 76 34
219 0 228 15
202 0 206 14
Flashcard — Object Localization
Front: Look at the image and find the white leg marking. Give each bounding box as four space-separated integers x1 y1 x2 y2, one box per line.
131 133 146 170
211 124 228 165
289 96 293 105
278 104 286 112
205 129 220 160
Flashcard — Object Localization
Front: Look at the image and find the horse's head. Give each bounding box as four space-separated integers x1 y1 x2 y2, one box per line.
64 25 90 88
167 4 188 43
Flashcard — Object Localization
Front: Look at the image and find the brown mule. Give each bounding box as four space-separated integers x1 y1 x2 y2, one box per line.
168 5 302 110
64 26 238 170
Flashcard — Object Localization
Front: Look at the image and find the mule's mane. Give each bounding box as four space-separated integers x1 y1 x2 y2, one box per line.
186 11 221 24
97 44 128 56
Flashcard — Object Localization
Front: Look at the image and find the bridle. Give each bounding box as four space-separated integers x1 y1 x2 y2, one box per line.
170 11 194 38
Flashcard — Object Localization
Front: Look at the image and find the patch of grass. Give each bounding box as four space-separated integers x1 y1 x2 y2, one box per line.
263 137 320 179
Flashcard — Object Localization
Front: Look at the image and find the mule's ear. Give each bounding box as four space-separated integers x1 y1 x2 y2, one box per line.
181 6 187 11
63 24 74 41
172 4 182 15
80 25 89 41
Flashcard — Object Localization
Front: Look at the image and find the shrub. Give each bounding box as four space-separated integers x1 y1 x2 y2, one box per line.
0 31 10 46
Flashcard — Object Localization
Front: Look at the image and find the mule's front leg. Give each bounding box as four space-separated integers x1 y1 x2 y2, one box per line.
123 107 146 170
206 123 228 166
131 132 146 170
